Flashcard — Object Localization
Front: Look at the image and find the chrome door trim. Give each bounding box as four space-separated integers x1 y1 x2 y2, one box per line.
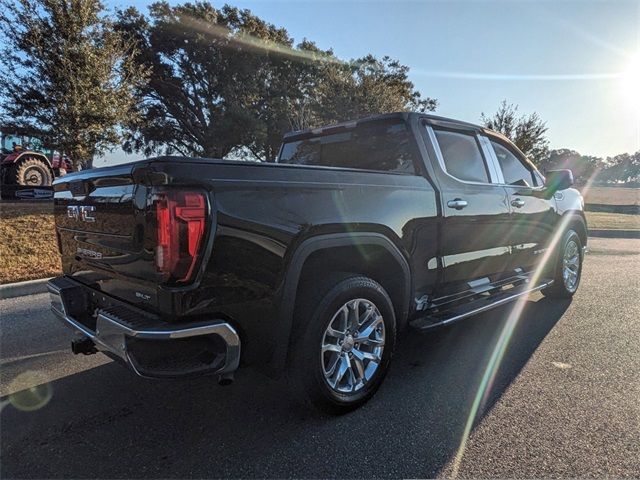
478 135 505 184
480 134 547 189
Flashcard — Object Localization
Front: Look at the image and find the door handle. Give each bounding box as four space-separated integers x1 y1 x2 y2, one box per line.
511 198 526 208
447 198 468 210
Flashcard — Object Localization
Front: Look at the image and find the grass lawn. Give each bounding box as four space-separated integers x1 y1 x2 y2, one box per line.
0 201 60 284
582 186 639 205
585 211 640 231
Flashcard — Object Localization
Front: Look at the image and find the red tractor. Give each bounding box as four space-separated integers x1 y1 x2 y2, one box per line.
0 131 76 189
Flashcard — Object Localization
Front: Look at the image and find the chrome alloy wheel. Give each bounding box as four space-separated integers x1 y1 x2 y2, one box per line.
562 239 580 292
321 298 385 394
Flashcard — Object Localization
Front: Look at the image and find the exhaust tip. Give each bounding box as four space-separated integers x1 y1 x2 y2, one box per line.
218 372 234 386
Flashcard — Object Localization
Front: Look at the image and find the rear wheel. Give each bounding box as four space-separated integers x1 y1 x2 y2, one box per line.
12 157 53 186
288 275 396 414
542 229 583 298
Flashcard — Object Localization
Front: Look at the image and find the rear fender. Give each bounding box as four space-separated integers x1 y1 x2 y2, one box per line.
0 152 19 165
562 210 588 246
2 151 53 169
268 232 411 375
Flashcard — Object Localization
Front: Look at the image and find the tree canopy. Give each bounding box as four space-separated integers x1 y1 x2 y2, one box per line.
481 100 549 167
597 151 640 185
0 0 148 167
542 149 603 184
116 1 436 161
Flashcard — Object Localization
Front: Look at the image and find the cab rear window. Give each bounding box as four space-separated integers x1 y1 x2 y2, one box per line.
278 121 417 174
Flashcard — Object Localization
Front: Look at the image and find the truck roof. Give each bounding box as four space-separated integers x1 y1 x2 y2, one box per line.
282 112 485 142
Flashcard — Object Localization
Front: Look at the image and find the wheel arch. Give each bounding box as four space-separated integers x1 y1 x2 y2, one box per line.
562 210 588 247
269 232 412 375
12 152 53 169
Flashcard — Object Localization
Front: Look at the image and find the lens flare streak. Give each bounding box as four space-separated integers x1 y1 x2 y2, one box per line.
449 172 593 478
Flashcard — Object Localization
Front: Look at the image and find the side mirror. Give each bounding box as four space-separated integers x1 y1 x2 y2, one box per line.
544 169 574 194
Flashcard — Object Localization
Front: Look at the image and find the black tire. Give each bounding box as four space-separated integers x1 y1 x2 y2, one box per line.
287 275 397 414
12 157 53 187
541 229 583 298
0 185 11 199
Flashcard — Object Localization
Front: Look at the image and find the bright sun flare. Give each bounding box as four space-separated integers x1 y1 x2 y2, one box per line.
620 54 640 112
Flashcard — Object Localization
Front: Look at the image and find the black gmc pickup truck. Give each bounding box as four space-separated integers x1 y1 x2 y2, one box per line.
48 112 586 413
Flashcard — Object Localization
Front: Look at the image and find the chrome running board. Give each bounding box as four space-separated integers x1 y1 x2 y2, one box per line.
410 279 554 331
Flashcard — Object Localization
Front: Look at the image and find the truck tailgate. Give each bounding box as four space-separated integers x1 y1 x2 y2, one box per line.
53 162 159 310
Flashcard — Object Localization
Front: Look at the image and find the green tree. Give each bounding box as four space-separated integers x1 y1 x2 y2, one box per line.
315 55 436 127
116 2 307 160
0 0 148 168
248 49 437 161
599 152 640 184
117 2 436 162
240 39 336 162
543 149 603 184
481 100 549 167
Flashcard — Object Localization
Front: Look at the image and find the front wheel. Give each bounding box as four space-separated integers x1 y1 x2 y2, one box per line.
542 229 583 298
288 275 396 414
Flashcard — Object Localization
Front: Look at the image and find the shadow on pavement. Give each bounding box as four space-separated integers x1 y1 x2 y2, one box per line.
0 295 570 479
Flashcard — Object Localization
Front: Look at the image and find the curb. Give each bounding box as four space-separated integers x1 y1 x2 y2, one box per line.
0 278 51 300
589 230 640 239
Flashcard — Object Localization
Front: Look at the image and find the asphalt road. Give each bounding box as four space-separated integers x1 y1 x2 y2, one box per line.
1 237 639 478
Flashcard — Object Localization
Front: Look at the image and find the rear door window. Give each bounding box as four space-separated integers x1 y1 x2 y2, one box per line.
278 121 417 174
278 138 321 166
490 140 537 186
433 129 490 183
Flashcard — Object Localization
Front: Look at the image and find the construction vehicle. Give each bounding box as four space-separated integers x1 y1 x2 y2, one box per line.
1 130 76 189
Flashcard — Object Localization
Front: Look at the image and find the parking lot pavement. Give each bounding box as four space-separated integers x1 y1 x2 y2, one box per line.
1 237 639 478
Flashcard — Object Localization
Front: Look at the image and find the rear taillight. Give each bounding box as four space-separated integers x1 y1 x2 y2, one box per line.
154 190 207 283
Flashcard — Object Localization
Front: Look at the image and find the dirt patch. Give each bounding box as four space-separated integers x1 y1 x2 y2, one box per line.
0 201 60 284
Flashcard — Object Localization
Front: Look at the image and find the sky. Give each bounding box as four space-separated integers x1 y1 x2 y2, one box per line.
100 0 640 166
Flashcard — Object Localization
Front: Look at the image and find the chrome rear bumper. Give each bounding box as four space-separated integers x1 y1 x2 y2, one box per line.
48 277 240 378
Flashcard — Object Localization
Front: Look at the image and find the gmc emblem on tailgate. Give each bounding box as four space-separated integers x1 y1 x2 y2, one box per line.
67 205 96 223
